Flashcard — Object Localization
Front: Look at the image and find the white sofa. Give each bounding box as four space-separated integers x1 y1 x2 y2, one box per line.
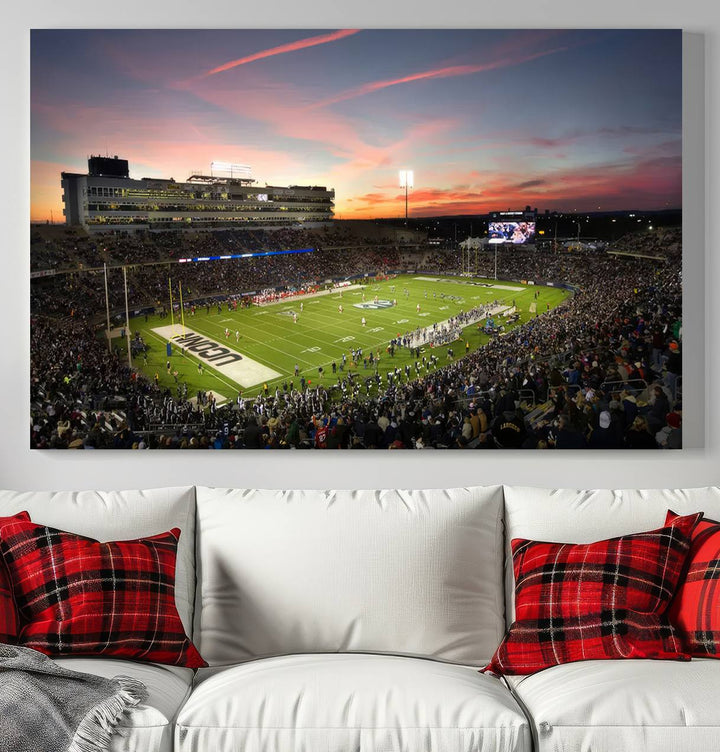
1 485 719 752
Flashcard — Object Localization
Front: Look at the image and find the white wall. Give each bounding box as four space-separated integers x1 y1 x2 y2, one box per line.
1 0 717 491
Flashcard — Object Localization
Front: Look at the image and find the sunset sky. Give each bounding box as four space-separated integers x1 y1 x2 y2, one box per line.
30 28 681 222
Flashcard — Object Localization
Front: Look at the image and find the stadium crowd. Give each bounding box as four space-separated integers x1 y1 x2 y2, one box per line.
31 225 392 272
31 247 401 319
419 227 681 280
30 230 683 450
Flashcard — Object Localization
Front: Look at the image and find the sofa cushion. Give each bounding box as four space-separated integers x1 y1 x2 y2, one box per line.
176 654 531 752
667 511 720 657
502 486 720 622
505 658 720 752
195 486 505 666
55 657 193 752
0 515 205 667
486 513 699 675
0 488 197 639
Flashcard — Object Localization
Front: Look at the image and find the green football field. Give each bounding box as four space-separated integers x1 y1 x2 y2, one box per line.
113 274 571 404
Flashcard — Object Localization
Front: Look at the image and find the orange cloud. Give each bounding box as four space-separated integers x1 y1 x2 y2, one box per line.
201 29 361 78
334 151 681 219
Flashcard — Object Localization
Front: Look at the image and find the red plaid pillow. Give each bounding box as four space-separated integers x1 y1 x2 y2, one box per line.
0 512 31 643
0 514 205 667
666 510 720 657
484 512 701 676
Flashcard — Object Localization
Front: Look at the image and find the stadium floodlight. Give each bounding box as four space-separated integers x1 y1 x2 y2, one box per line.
211 161 252 179
399 169 413 222
399 169 414 188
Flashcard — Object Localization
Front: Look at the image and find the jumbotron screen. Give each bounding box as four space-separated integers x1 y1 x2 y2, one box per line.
488 220 536 244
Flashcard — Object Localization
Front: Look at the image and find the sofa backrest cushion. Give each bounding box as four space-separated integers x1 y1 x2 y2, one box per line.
0 487 197 639
195 486 505 667
502 486 720 623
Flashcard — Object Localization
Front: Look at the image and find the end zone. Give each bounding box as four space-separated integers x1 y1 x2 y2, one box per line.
152 325 281 387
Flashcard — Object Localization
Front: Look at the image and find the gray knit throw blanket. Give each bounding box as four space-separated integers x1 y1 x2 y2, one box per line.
0 644 147 752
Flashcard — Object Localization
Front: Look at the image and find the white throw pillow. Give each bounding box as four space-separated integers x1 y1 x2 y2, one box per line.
195 486 505 667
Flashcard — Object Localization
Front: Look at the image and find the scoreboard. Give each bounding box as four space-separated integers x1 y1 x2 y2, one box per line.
488 210 537 245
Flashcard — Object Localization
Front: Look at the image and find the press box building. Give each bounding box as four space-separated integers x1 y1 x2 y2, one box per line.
61 156 335 232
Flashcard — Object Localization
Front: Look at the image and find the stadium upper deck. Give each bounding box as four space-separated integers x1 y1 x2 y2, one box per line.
61 156 335 232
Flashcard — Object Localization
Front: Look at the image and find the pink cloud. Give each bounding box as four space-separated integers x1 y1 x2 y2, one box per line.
200 29 361 78
181 74 460 193
33 96 305 183
309 46 570 109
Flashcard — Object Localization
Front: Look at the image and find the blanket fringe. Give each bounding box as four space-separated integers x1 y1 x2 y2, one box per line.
68 676 148 752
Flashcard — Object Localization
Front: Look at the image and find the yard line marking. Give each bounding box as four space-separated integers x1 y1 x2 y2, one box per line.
199 317 318 369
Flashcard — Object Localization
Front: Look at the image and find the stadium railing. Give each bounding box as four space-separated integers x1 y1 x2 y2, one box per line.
147 423 207 434
599 378 649 396
454 387 537 412
517 388 537 409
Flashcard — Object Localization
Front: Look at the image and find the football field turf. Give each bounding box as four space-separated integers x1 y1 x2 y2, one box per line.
117 274 572 404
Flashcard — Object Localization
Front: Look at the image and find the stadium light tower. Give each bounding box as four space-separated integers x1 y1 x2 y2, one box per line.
399 170 413 223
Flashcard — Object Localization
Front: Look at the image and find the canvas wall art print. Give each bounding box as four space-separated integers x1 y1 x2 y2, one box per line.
30 29 682 450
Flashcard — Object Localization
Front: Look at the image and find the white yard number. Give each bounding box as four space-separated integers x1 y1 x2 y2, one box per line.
395 319 409 324
301 346 321 353
335 336 355 343
368 327 384 333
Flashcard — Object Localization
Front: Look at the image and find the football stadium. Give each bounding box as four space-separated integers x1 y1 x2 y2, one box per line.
30 171 682 449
